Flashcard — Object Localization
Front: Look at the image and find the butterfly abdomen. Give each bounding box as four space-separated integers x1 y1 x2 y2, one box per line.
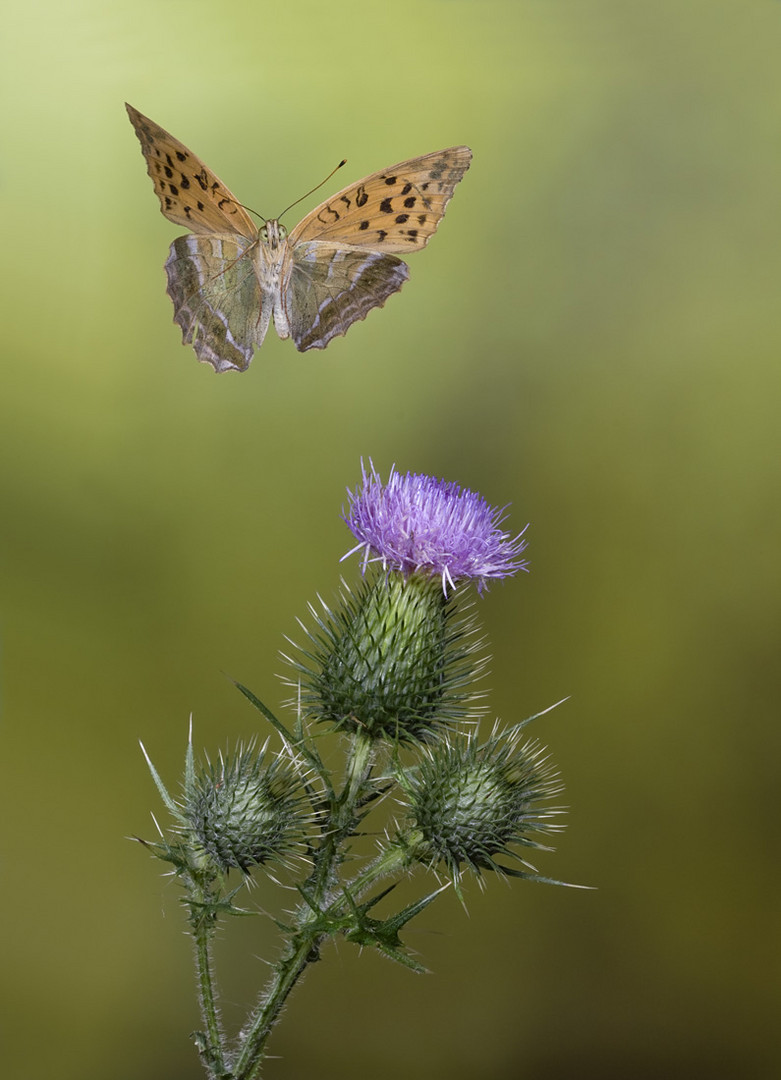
256 235 291 342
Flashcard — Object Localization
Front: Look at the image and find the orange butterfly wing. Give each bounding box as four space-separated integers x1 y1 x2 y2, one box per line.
288 146 472 253
126 103 257 239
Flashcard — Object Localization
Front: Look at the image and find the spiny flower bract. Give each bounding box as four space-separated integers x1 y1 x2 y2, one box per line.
343 462 529 594
285 573 486 744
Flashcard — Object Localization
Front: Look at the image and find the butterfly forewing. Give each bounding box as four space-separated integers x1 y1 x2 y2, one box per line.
285 243 410 351
126 104 257 239
165 235 263 372
288 146 472 253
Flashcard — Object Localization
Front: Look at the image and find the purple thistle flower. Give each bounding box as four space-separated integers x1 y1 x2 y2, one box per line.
342 463 529 594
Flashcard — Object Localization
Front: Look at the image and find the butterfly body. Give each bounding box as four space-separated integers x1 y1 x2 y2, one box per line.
127 104 471 372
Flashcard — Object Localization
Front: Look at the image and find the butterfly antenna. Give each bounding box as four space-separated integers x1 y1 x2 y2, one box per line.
229 196 267 224
277 159 347 221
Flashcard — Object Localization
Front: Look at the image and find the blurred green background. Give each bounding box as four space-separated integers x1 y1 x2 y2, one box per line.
2 1 780 1077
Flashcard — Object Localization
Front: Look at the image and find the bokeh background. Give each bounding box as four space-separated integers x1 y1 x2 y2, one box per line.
2 1 780 1077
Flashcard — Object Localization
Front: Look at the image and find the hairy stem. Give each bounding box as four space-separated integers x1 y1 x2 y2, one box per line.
232 731 377 1080
232 927 322 1080
188 877 229 1078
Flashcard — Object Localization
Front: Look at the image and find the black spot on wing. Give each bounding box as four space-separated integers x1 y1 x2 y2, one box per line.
317 204 341 225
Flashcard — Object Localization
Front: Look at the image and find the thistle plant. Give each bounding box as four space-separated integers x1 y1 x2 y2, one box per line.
139 462 576 1080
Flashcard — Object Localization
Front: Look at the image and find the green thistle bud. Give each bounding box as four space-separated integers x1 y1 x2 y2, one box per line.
185 741 311 874
286 572 485 744
395 723 565 884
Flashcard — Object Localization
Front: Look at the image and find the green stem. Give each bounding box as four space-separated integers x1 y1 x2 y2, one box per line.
232 927 322 1080
309 729 375 897
341 729 375 810
337 842 412 906
188 877 228 1078
232 731 377 1080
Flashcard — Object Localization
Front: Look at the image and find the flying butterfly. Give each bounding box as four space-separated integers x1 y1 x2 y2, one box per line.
126 104 472 373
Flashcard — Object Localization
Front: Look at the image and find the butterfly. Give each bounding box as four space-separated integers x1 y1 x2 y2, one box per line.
126 104 472 373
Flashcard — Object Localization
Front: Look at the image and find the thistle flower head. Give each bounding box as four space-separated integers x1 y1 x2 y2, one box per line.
343 462 529 594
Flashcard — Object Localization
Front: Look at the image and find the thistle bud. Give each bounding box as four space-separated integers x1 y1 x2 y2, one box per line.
185 741 311 874
395 724 565 884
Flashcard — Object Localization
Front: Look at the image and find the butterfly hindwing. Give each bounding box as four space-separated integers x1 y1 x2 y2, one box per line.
284 242 409 351
288 146 472 253
165 234 265 372
126 104 257 238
